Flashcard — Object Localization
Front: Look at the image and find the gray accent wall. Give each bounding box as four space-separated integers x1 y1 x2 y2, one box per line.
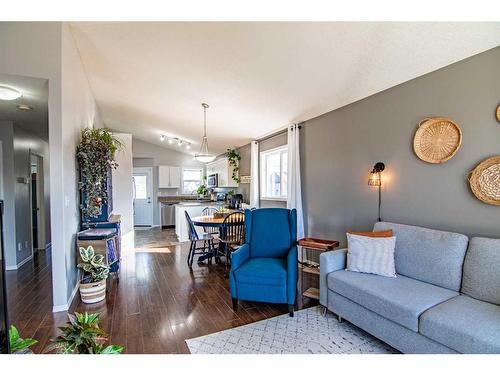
301 46 500 247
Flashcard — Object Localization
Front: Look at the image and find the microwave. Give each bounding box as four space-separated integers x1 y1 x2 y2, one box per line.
207 173 218 188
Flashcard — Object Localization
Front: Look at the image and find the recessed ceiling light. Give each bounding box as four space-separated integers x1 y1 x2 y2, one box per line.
160 135 166 142
168 139 173 144
186 144 191 149
0 85 22 101
17 104 33 111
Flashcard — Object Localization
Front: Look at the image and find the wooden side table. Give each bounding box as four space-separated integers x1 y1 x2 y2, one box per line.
298 237 339 302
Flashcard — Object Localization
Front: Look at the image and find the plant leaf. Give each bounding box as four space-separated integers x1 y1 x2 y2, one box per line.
100 345 124 354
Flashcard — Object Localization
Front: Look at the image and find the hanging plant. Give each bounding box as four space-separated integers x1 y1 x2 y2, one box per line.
226 148 241 183
77 128 123 218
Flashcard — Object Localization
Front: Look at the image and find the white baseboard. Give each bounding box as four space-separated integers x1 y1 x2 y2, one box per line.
52 303 69 312
6 254 33 270
52 278 80 313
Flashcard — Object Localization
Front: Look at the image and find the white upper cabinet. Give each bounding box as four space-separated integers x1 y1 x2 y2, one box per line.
158 165 181 188
206 157 238 188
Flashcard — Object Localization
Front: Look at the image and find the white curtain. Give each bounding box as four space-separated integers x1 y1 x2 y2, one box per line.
287 124 305 239
249 140 260 208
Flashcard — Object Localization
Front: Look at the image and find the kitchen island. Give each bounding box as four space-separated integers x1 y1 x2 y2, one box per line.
174 201 226 242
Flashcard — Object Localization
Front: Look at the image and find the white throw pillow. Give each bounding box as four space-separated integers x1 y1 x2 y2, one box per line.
346 233 397 277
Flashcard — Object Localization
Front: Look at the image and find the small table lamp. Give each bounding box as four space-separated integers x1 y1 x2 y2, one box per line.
368 162 385 222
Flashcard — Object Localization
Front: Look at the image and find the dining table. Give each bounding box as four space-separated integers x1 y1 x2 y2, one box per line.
191 212 245 264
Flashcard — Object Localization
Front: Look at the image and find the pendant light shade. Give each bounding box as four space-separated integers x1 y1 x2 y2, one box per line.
195 103 216 163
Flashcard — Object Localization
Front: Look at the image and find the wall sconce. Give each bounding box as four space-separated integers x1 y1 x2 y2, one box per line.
368 162 385 222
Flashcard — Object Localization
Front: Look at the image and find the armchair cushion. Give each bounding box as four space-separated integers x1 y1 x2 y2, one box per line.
234 257 287 286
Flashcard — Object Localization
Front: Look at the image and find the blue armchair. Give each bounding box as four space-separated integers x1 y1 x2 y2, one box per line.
229 208 298 317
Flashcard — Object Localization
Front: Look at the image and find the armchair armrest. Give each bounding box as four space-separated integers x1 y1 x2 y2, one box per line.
229 243 250 299
286 245 298 305
231 243 250 271
319 248 347 307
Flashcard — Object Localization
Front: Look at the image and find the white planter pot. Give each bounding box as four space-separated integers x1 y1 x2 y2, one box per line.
79 279 106 304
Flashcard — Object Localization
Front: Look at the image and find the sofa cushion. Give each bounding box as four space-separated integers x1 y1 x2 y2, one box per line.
462 237 500 305
234 257 286 286
420 295 500 353
328 270 458 332
373 222 468 291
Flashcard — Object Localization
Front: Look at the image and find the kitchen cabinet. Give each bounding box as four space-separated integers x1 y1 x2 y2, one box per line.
206 157 238 188
158 165 181 188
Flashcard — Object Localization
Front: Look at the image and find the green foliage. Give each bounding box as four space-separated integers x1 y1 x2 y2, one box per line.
78 246 109 283
77 128 123 218
46 312 124 354
196 184 207 195
9 325 38 354
226 148 241 183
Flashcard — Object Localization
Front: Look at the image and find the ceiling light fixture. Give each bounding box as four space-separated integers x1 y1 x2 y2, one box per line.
160 135 166 142
17 104 33 111
168 138 173 144
186 144 191 150
0 85 22 101
195 103 216 163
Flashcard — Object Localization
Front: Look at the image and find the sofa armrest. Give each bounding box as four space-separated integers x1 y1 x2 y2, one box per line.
287 245 298 305
319 248 347 307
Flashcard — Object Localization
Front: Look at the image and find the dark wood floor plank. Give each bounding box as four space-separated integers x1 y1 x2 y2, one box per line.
6 227 316 354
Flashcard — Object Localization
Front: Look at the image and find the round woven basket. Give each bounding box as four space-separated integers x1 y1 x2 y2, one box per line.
469 156 500 206
496 104 500 122
413 118 462 164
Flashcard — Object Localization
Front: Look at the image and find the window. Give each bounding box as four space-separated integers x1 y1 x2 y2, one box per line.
133 175 148 200
260 145 288 200
182 168 204 194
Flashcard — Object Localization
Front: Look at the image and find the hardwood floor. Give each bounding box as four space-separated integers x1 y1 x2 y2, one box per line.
6 228 317 354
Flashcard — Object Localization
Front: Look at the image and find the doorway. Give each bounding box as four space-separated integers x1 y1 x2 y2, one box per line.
29 153 45 253
133 167 154 226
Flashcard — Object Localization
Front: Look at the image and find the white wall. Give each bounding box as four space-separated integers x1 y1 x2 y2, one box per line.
61 23 102 306
0 22 101 310
112 133 134 234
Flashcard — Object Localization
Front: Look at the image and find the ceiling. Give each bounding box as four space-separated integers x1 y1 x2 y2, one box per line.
0 74 48 141
70 22 500 155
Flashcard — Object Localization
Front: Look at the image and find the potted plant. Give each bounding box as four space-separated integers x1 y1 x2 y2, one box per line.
9 325 38 354
226 148 241 183
77 128 122 219
77 246 109 304
196 184 207 198
46 312 123 354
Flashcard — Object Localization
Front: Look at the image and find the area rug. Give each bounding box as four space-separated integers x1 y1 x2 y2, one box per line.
185 306 398 354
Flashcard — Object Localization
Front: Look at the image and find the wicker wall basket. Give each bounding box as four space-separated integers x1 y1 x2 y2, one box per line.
469 156 500 206
496 104 500 122
413 118 462 163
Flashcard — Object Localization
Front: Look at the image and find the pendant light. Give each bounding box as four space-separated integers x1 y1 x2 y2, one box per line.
195 103 216 163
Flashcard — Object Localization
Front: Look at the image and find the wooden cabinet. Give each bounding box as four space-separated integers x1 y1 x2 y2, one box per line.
158 166 181 188
206 157 238 188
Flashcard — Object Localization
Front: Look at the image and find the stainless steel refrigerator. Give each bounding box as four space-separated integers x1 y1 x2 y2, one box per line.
0 200 9 353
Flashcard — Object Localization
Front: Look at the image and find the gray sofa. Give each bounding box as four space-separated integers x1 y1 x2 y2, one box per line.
320 222 500 354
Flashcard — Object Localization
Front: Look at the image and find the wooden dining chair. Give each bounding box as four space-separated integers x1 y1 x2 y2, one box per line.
219 211 245 269
201 207 219 236
184 211 216 267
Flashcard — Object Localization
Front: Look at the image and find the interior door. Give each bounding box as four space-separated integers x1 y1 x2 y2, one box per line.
133 167 154 226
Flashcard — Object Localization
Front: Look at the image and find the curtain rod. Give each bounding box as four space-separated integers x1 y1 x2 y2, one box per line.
256 124 302 143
